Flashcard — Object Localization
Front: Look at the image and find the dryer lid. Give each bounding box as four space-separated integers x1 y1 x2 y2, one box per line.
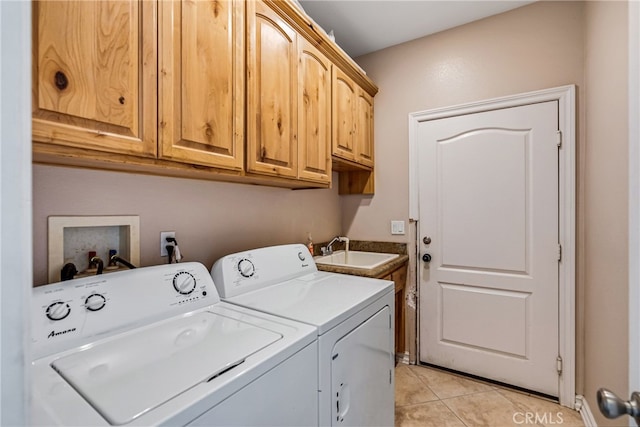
228 271 394 334
52 311 282 425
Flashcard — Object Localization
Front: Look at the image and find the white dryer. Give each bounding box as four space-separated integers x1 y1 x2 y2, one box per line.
211 244 395 427
31 262 318 426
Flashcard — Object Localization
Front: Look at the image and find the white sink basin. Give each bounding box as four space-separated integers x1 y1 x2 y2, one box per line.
314 250 399 270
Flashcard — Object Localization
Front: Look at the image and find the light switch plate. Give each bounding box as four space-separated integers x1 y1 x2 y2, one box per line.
391 220 405 235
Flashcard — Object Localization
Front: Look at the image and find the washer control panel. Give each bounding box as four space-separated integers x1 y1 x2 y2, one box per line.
32 262 219 359
84 293 107 312
173 271 197 294
211 244 317 299
237 258 255 278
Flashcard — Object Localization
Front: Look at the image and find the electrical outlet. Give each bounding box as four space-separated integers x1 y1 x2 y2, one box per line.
160 231 175 256
391 220 405 235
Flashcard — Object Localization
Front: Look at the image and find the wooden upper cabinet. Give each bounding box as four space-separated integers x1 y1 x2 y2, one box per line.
159 0 243 170
298 39 332 184
332 67 357 162
32 0 157 156
32 0 374 190
356 89 374 168
333 67 375 171
246 0 298 179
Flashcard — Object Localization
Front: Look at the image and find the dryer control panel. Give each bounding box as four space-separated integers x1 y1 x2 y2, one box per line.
32 262 219 359
211 244 317 298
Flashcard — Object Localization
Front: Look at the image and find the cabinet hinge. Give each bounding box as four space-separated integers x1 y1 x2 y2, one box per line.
389 314 392 330
558 244 562 262
556 355 563 376
390 369 393 384
557 130 563 148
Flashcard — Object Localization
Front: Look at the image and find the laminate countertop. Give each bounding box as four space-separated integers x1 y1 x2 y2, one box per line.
313 240 409 279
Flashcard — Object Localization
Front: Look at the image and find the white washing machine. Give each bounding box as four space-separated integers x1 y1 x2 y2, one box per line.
211 244 395 427
31 262 318 426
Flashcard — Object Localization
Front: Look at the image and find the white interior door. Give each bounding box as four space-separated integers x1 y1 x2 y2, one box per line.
418 101 560 397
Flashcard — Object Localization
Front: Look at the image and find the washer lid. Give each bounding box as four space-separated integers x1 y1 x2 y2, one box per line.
51 311 282 425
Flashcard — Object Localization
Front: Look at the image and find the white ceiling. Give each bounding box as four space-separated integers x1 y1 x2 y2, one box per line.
298 1 535 58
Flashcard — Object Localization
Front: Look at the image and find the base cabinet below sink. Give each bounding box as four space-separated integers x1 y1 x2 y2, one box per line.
381 264 407 358
380 263 407 358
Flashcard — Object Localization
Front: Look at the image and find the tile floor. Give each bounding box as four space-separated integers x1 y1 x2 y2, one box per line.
395 364 585 427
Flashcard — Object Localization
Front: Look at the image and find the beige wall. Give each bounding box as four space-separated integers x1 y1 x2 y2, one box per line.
583 1 629 425
33 165 342 285
351 1 629 422
352 0 586 381
346 1 585 242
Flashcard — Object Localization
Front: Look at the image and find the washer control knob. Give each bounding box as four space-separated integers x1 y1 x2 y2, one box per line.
298 251 306 261
46 301 71 321
173 271 197 295
85 293 106 311
238 258 255 278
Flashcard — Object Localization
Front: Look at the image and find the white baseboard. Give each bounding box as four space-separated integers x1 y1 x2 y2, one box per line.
396 351 410 365
576 395 598 427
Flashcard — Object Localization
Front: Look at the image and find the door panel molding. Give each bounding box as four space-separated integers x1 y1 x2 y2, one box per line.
409 85 576 408
439 282 531 357
438 128 530 273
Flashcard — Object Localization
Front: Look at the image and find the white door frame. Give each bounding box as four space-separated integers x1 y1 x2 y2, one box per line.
628 2 639 426
0 0 32 425
408 85 576 408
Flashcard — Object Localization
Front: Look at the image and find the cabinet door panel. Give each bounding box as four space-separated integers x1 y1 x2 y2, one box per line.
33 0 156 156
332 68 356 161
159 0 243 170
298 40 331 183
247 1 297 178
356 90 374 168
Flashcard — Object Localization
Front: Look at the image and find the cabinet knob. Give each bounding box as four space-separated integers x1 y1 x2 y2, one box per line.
54 71 68 90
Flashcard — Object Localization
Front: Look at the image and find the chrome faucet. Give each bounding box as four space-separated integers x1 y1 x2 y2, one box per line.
322 236 348 255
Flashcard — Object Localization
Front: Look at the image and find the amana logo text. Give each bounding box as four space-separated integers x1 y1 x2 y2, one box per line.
48 328 76 339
